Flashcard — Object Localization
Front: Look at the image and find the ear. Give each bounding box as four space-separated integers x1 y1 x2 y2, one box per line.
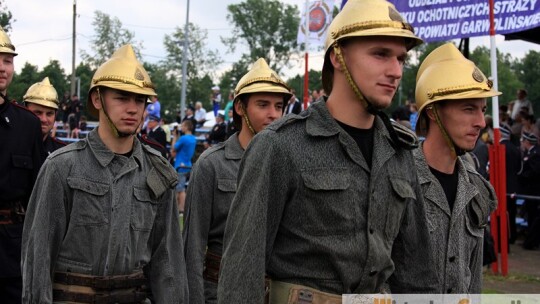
329 47 343 72
234 100 244 116
426 106 437 121
91 89 103 111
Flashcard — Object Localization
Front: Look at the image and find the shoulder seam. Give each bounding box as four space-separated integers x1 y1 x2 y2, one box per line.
48 140 86 158
198 143 225 160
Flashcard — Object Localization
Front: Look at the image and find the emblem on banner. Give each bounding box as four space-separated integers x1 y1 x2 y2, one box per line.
297 0 335 46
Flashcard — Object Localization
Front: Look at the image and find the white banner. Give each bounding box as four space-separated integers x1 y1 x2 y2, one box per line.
343 294 540 304
297 0 335 47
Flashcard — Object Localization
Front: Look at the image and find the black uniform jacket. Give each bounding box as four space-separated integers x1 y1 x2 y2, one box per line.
0 100 44 278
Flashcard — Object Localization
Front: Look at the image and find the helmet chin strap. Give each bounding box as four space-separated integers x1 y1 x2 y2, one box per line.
239 102 256 135
0 92 8 103
97 87 139 138
333 44 374 114
429 104 465 159
333 43 410 150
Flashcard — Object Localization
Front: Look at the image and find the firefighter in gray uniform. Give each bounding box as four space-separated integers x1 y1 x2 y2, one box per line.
217 0 438 303
23 77 66 154
414 43 499 293
21 44 188 303
183 58 292 304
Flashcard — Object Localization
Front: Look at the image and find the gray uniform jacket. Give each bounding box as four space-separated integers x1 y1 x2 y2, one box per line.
217 101 438 303
183 133 243 304
413 146 497 293
21 128 188 303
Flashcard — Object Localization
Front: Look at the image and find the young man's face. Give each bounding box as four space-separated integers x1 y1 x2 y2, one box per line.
339 36 408 109
26 103 56 136
237 93 284 133
435 98 487 151
92 88 146 136
0 53 14 96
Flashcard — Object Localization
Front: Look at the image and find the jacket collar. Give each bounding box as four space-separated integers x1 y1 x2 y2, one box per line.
305 100 395 143
305 100 396 173
414 144 478 217
224 133 244 160
87 128 144 168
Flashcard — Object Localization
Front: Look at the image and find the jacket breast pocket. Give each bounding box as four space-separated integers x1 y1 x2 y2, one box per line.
385 177 416 239
217 178 236 193
10 154 33 186
216 178 237 215
67 177 110 226
301 167 353 236
131 187 159 231
12 154 33 169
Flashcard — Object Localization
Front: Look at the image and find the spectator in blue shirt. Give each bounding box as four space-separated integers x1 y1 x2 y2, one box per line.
172 119 197 213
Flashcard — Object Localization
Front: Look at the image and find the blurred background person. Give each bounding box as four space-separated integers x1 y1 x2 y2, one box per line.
171 119 197 214
518 132 540 250
23 77 66 154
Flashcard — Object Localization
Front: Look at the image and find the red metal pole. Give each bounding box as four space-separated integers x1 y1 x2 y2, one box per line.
489 0 496 36
489 144 500 274
492 128 508 276
499 138 508 276
303 52 309 110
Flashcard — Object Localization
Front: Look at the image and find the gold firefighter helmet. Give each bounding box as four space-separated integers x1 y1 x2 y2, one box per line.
0 27 17 56
234 58 292 100
415 43 501 135
233 58 292 134
23 77 59 110
322 0 422 94
88 44 156 118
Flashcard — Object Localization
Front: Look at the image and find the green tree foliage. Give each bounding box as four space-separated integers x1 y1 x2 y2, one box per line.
516 50 540 114
217 69 238 104
187 75 214 110
9 63 40 102
470 46 523 107
73 62 95 119
80 11 141 69
10 60 69 106
162 23 222 112
287 69 322 102
0 0 13 32
163 23 221 80
11 60 95 117
222 0 300 73
221 59 251 97
39 60 68 99
144 62 181 122
75 62 95 102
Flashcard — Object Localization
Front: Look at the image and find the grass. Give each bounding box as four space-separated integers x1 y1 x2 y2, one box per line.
484 272 540 283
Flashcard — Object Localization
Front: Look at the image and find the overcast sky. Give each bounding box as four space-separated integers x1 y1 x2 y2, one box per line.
5 0 540 81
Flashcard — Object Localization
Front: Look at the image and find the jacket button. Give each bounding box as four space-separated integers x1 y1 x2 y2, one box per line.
449 256 456 262
369 228 374 234
369 270 378 276
447 288 453 293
